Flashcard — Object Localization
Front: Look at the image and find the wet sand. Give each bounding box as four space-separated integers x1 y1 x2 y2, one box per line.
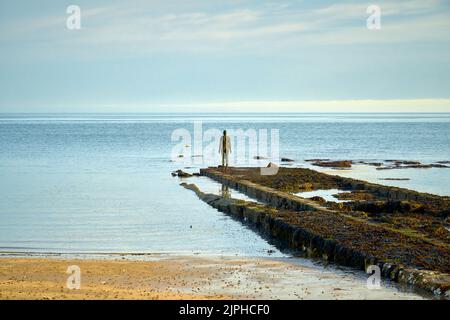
0 256 424 300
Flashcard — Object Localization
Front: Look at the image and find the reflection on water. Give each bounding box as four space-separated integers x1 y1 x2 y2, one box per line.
294 189 351 203
190 176 262 203
221 185 231 198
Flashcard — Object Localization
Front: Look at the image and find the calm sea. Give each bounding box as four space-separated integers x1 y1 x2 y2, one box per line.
0 113 449 255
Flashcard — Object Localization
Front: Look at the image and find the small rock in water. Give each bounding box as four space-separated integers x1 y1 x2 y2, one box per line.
312 160 352 168
171 170 193 178
431 164 450 168
358 161 383 167
305 159 330 162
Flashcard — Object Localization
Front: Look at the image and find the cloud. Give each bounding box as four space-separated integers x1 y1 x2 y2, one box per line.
1 0 449 58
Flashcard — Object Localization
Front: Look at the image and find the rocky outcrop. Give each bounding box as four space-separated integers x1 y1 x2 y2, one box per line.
308 196 327 204
194 167 450 298
357 161 383 167
376 160 449 170
181 178 450 298
171 170 193 178
312 160 352 168
333 191 375 201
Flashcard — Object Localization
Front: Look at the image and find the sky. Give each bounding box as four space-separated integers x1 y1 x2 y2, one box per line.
0 0 450 113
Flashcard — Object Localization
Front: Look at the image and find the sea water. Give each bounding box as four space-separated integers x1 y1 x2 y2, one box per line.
0 113 449 254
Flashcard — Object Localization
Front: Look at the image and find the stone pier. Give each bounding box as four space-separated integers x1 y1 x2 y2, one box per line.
179 167 450 298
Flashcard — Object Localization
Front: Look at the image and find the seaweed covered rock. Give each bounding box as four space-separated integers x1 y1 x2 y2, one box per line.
344 200 425 214
308 196 327 204
171 170 193 178
334 191 375 201
312 160 352 168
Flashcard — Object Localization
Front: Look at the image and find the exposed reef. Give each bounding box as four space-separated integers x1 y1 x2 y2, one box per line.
309 159 450 170
184 166 450 298
310 160 353 168
171 170 194 178
376 160 450 170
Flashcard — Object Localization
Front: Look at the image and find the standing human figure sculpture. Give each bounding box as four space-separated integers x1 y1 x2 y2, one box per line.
219 130 231 171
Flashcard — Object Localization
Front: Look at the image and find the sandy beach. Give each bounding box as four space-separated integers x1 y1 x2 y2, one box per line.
0 256 425 300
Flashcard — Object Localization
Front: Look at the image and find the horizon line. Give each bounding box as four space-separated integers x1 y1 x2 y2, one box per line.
1 111 450 115
2 99 450 113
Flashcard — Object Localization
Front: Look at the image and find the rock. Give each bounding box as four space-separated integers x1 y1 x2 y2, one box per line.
171 170 193 178
433 226 447 238
404 164 433 169
379 160 450 169
305 159 330 162
394 161 421 166
334 191 374 201
195 166 450 297
281 158 295 162
309 196 326 204
312 160 352 168
431 164 449 168
398 201 424 213
358 161 383 167
348 200 425 214
377 164 433 170
298 183 313 190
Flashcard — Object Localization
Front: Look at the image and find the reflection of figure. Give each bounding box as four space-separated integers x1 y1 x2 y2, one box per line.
219 130 232 170
221 184 231 198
